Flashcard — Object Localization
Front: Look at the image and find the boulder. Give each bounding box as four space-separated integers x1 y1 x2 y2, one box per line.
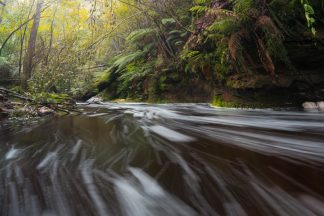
317 101 324 111
303 102 318 110
302 101 324 111
87 96 103 104
38 107 54 116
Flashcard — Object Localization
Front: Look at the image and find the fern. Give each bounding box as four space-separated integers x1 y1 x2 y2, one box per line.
180 50 200 60
166 31 185 48
117 60 156 95
208 18 237 35
161 18 176 25
193 0 210 4
232 0 256 19
190 5 209 15
112 51 145 73
126 28 156 44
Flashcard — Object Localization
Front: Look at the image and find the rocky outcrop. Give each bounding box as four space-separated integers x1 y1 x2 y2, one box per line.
214 39 324 107
87 96 103 104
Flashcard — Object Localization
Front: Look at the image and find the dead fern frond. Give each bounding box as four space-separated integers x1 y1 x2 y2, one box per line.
228 31 243 60
256 15 279 37
256 37 275 75
208 9 237 19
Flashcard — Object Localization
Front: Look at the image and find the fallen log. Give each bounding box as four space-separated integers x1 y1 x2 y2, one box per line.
0 87 82 116
0 79 20 85
0 87 33 101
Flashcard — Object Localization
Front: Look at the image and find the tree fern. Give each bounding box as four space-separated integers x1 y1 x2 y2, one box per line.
112 51 145 73
117 60 156 95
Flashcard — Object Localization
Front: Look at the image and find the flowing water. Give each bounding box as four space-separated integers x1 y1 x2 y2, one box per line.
1 103 324 216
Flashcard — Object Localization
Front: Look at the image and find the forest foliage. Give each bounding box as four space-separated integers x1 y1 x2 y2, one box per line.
0 0 323 101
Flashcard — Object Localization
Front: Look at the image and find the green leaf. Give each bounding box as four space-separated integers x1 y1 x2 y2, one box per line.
161 18 176 25
303 4 314 15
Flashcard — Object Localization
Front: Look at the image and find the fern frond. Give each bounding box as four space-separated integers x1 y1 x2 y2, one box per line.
126 28 156 44
208 17 237 35
190 5 209 15
233 0 257 18
193 0 210 5
256 38 275 75
161 18 176 25
112 51 145 73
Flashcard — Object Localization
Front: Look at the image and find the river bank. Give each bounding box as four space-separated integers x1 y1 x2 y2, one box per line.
97 63 324 108
0 87 80 120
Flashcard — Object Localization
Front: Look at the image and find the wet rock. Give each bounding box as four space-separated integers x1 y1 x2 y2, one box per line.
0 107 9 118
0 112 8 119
11 105 38 117
3 102 13 109
38 106 54 116
0 93 6 101
317 101 324 111
20 105 34 113
302 101 324 111
303 102 318 110
87 96 103 104
10 101 23 106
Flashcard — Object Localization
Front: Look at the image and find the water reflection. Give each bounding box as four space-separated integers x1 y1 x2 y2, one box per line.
0 103 324 215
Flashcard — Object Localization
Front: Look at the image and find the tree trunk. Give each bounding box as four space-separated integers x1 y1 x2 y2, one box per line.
19 0 36 79
22 0 44 90
45 2 59 65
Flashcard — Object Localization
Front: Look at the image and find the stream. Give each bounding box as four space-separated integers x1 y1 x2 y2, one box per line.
0 103 324 216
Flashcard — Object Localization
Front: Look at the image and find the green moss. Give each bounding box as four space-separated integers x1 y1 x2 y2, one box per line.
212 94 272 108
212 95 238 107
31 93 72 104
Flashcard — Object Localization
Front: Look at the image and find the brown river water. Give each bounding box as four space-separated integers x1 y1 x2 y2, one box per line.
0 103 324 216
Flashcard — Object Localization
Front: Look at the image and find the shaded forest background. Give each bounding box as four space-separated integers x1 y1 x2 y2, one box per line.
0 0 323 106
